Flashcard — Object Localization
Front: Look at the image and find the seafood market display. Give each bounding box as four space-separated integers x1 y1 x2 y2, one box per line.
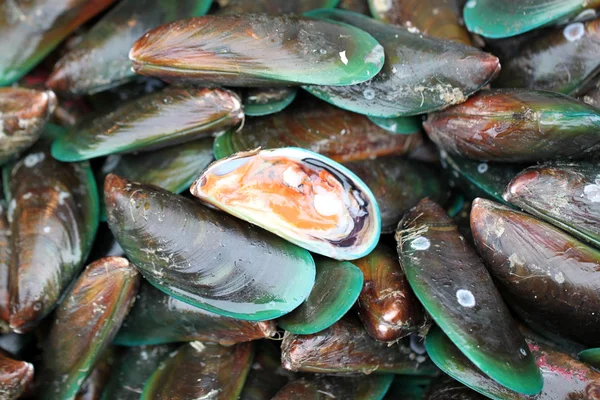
0 0 597 399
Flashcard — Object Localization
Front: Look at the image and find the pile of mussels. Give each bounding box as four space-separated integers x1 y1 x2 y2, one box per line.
0 0 599 399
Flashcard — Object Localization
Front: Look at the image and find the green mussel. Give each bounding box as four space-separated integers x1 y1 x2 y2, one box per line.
470 198 600 347
142 342 254 400
0 0 116 85
367 116 423 135
45 0 212 96
303 9 500 117
218 0 340 14
424 376 486 400
38 257 140 400
213 100 423 162
424 89 600 162
75 347 114 400
52 87 243 162
495 18 600 95
440 151 526 205
396 198 542 395
114 282 276 346
3 144 99 332
0 88 56 166
273 374 394 400
504 162 600 249
105 174 316 320
426 327 600 399
244 87 298 117
354 243 426 343
368 0 472 45
0 351 33 400
191 147 381 260
346 155 449 233
240 342 293 400
281 316 434 374
463 0 600 38
101 345 176 400
579 348 600 370
129 14 384 87
278 257 363 334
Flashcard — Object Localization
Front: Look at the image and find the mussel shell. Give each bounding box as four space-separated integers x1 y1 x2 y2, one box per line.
243 87 298 117
3 144 99 332
495 19 600 95
396 198 542 395
0 88 56 166
424 89 600 162
239 341 293 400
470 198 600 347
52 87 243 162
463 0 599 38
281 315 435 374
213 100 423 162
440 151 526 205
424 376 486 400
114 282 276 346
105 174 316 321
38 257 140 400
101 345 177 400
426 327 600 399
75 347 115 400
345 155 449 233
368 0 472 45
272 374 394 400
503 162 600 249
354 244 425 343
218 0 340 14
0 0 117 85
0 205 9 327
191 147 381 260
384 376 436 400
579 348 600 370
367 116 423 135
46 0 213 96
129 15 384 87
277 258 363 334
141 342 254 400
303 9 500 117
0 351 34 400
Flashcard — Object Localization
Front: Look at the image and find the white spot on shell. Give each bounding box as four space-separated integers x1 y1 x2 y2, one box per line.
43 226 51 233
58 192 70 205
22 192 32 200
466 0 476 8
554 272 565 284
477 163 489 174
584 184 600 202
24 152 45 168
339 50 348 65
363 88 375 100
411 236 431 251
563 23 585 42
456 289 476 308
520 348 528 356
190 341 206 352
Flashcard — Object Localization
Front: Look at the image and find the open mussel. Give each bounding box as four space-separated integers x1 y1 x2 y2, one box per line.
190 147 381 260
129 14 384 86
396 198 542 395
471 198 600 347
105 174 315 320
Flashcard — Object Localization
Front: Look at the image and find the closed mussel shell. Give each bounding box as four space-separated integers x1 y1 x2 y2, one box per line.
52 87 243 162
346 155 449 233
281 315 435 374
101 345 176 400
354 243 426 343
3 144 99 332
463 0 600 38
240 342 293 400
272 374 394 400
470 198 600 347
278 257 363 335
303 9 500 118
142 342 254 400
504 162 600 249
368 0 472 45
579 348 600 370
129 14 384 87
114 282 276 346
46 0 213 96
213 100 423 162
396 198 542 395
38 257 140 400
426 327 600 399
0 88 56 166
0 0 117 85
425 89 600 162
0 351 34 400
495 18 600 94
105 174 316 321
